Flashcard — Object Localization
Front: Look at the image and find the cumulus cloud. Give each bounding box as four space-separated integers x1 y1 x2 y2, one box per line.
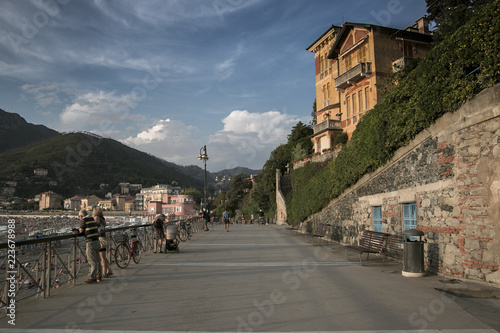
208 110 303 170
119 110 304 171
123 119 200 165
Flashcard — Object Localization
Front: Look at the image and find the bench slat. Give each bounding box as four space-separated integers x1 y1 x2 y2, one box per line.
345 230 390 265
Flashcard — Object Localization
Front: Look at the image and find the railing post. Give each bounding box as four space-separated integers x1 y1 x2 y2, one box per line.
42 243 47 298
46 241 52 297
73 236 77 286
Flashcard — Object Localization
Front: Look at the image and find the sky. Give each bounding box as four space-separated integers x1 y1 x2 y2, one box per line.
0 0 429 172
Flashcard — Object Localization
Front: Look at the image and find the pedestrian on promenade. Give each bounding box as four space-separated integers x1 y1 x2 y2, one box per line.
153 214 165 253
258 209 265 225
203 209 210 231
93 207 113 278
78 209 101 283
223 209 230 232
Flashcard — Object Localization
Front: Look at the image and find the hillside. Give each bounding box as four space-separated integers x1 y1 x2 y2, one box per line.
163 161 260 184
0 132 204 198
0 108 60 153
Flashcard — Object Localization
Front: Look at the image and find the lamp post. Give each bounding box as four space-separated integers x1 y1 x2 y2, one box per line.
215 171 231 211
198 145 209 211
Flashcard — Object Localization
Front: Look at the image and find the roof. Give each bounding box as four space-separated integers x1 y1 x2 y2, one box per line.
306 24 341 51
327 22 433 59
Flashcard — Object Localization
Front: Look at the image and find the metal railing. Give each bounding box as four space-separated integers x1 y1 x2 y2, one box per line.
0 217 204 312
335 62 372 90
313 119 342 134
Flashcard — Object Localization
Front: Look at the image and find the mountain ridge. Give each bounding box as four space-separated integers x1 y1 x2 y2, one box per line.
0 108 60 153
0 110 260 199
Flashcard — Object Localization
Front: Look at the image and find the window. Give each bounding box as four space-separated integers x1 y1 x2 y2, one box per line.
346 96 351 117
344 54 351 70
326 83 330 99
373 206 382 232
365 87 370 109
358 90 363 111
352 93 356 114
404 43 413 58
359 45 367 62
323 85 327 101
320 56 324 72
403 202 417 240
176 206 182 213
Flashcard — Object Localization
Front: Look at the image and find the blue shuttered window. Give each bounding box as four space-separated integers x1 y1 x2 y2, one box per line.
373 206 383 232
403 202 417 240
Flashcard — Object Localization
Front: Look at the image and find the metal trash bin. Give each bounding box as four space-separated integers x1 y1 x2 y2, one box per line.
402 229 425 277
165 223 179 253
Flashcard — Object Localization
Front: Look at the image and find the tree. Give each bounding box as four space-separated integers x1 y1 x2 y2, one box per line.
426 0 489 42
311 99 317 125
287 121 313 156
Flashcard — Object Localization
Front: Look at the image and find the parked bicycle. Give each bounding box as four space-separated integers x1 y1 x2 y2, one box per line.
113 232 142 269
178 221 192 242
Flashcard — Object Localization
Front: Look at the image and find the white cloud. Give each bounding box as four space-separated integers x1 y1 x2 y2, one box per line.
215 44 243 80
21 82 77 107
119 110 304 171
208 110 303 170
59 90 146 133
123 119 200 165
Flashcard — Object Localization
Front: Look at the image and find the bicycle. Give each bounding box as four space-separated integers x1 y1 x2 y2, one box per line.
178 221 192 242
113 232 142 269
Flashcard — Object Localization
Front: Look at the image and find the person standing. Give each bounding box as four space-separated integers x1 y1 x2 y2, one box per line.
79 209 101 283
93 207 113 278
203 209 210 231
153 214 165 253
223 209 230 232
258 209 265 225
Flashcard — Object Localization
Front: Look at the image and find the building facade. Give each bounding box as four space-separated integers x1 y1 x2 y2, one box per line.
308 18 433 154
39 191 62 210
146 194 195 219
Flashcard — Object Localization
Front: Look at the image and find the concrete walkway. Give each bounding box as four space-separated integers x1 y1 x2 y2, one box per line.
1 223 499 332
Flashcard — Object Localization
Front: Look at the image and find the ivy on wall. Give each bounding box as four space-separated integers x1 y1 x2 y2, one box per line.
286 0 500 224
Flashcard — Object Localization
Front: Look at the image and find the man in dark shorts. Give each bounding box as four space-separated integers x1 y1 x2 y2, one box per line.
223 209 229 232
153 214 165 253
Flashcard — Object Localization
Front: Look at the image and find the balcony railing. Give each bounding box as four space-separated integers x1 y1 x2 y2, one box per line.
335 62 372 90
313 119 342 135
392 57 413 72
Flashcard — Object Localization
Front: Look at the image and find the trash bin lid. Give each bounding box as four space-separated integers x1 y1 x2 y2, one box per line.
403 229 424 237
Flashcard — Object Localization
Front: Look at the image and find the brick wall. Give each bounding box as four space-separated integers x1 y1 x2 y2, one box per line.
306 84 500 284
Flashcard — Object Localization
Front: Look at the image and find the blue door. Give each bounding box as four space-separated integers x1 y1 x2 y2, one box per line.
373 206 382 232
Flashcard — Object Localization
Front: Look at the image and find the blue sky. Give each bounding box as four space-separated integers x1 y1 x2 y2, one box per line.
0 0 429 172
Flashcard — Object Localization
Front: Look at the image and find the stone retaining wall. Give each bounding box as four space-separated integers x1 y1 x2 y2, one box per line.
306 84 500 284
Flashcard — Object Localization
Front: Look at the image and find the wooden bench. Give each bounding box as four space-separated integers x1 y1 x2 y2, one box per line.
384 234 404 262
310 223 330 245
345 230 390 265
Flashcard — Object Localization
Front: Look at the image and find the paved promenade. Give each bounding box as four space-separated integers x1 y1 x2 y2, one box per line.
1 223 499 332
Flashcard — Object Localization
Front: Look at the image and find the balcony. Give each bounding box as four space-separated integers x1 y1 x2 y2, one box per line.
335 62 372 90
392 57 413 72
313 119 342 135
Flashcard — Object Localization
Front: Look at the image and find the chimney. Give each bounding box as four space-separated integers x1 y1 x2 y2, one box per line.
416 17 430 34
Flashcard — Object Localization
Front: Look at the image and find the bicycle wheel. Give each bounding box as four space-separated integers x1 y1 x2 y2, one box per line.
179 227 188 242
132 241 142 264
115 244 130 269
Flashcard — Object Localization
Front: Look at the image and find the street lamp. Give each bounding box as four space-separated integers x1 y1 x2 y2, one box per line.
215 171 231 183
198 145 209 211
